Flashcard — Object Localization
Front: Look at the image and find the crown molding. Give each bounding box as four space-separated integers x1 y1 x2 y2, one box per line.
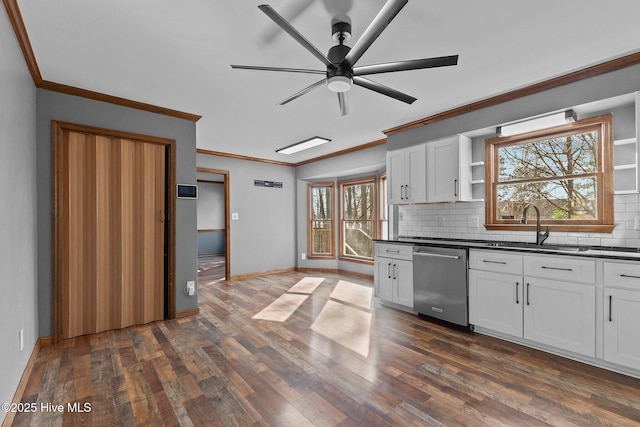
2 0 42 84
383 50 640 136
39 80 201 122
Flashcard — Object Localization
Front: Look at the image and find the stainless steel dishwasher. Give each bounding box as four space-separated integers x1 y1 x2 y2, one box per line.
413 246 469 327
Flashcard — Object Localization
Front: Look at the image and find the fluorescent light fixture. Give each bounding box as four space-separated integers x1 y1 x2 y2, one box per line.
497 110 576 137
327 75 352 92
276 136 331 155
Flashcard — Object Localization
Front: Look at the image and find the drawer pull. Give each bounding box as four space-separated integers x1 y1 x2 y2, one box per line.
541 266 573 272
385 249 401 253
620 274 640 279
483 260 506 265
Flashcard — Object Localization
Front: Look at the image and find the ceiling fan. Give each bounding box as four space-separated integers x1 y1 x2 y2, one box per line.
231 0 459 116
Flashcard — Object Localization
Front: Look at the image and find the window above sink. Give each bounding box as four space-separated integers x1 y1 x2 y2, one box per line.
485 114 614 233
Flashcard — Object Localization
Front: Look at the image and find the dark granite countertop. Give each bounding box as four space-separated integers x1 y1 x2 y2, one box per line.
374 237 640 261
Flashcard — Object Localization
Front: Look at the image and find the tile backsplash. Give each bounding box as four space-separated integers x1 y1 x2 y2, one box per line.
398 193 640 248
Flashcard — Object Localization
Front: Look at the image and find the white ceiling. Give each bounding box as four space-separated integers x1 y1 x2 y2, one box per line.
16 0 640 163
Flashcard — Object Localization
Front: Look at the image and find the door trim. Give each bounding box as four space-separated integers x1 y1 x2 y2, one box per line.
197 167 230 280
51 121 177 342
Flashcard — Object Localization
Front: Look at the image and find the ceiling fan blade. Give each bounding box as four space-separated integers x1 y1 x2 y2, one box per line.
353 76 416 104
258 4 334 68
278 79 326 105
354 55 459 76
262 0 316 42
342 0 408 68
231 65 325 75
338 92 349 116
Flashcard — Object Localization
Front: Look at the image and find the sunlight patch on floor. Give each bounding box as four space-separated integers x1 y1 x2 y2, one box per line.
310 300 372 358
288 277 325 294
329 280 373 310
252 293 309 322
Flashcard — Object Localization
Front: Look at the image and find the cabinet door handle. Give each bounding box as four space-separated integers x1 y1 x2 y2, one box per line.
541 266 573 272
393 264 397 280
454 179 458 197
515 282 519 304
483 260 506 265
526 283 530 306
620 274 640 279
609 295 613 322
387 263 392 279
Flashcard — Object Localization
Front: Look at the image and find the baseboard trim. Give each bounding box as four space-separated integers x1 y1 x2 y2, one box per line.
229 267 373 281
1 337 46 427
296 267 374 281
175 307 200 319
230 267 296 280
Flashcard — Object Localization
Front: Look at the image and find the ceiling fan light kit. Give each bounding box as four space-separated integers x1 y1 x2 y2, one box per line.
327 75 352 92
231 0 459 115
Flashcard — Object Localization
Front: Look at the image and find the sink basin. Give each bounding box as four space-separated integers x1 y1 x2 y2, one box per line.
484 242 590 253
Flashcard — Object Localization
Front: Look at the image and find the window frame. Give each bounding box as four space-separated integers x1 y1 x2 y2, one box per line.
484 113 614 233
307 182 335 259
339 176 377 264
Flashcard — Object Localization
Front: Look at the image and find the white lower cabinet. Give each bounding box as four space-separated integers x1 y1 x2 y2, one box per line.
523 277 595 357
374 243 413 309
603 261 640 371
470 250 596 358
469 269 523 337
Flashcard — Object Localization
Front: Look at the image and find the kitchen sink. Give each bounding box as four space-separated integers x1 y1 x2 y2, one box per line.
484 242 590 253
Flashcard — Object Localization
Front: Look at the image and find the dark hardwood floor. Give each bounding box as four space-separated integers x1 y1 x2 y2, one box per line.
10 269 640 426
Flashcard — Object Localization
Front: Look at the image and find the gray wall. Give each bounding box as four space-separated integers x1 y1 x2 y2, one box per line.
0 9 39 413
296 144 386 276
36 90 198 336
196 153 296 276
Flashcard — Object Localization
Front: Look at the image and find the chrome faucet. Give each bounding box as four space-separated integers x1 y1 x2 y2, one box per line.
521 203 549 246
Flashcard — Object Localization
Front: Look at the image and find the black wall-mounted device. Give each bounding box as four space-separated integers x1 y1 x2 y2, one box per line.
177 184 198 199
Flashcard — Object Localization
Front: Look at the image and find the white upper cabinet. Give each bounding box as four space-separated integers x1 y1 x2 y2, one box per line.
387 144 427 204
426 135 472 202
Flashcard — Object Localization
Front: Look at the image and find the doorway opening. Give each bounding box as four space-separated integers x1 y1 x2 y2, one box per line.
196 168 230 283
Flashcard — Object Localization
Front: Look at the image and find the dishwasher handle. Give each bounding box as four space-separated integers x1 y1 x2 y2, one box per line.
413 251 461 260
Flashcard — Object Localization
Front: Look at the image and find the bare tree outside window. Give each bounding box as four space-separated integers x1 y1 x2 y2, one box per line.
308 183 334 258
340 178 376 261
497 131 598 220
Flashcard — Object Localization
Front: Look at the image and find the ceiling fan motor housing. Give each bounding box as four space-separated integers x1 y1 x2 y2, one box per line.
326 44 353 92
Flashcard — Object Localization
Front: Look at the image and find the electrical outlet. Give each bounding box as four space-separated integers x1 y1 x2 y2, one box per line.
19 329 24 351
186 281 195 296
467 217 479 228
438 216 446 226
231 212 239 220
301 253 307 260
